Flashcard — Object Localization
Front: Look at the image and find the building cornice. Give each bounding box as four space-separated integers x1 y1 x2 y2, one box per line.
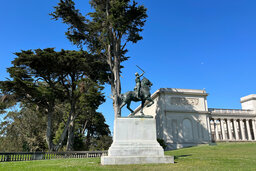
240 94 256 103
209 108 256 118
165 110 210 114
209 108 255 114
158 88 208 96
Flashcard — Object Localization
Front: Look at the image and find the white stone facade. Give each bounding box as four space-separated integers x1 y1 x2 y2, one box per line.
133 88 256 150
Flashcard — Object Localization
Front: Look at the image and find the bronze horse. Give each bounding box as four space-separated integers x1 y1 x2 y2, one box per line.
119 77 154 117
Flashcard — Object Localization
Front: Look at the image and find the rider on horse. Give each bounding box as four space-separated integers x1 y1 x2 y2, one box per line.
134 71 144 99
118 66 154 117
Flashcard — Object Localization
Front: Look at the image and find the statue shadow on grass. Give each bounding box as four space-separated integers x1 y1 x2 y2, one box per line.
174 154 192 160
172 154 192 163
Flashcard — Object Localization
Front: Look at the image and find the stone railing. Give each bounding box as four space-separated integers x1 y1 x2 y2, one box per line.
209 108 256 116
0 151 107 162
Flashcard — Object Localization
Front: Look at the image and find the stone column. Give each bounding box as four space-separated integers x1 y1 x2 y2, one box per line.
239 120 246 140
246 119 252 140
233 119 239 140
251 119 256 140
227 119 233 140
220 119 226 140
214 120 219 141
197 119 201 141
207 117 212 142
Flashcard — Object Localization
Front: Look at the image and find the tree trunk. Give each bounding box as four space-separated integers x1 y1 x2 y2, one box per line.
113 37 121 118
54 110 74 151
82 120 88 135
66 115 75 151
85 128 91 150
105 1 121 119
66 100 76 151
108 43 121 118
46 105 54 151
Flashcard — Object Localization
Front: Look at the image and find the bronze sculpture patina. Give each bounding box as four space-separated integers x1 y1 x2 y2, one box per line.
119 66 154 117
134 71 144 99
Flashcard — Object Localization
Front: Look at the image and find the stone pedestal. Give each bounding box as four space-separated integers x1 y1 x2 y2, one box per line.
101 118 174 165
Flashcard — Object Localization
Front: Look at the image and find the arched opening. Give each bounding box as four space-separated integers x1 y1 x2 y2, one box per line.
182 119 193 142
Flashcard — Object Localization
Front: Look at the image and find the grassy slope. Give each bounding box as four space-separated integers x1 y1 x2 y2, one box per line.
0 142 255 171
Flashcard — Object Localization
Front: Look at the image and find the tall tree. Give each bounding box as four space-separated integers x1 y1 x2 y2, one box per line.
51 0 147 118
0 49 62 151
50 50 107 151
0 48 108 151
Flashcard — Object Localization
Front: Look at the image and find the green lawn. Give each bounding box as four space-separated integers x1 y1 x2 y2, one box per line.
1 142 256 171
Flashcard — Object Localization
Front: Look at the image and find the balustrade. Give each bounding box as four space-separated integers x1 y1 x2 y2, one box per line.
0 151 108 162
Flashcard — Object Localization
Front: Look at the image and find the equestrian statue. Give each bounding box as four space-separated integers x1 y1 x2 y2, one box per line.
119 66 154 117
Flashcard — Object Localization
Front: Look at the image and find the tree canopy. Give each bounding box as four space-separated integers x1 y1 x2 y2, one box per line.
51 0 147 118
0 48 110 151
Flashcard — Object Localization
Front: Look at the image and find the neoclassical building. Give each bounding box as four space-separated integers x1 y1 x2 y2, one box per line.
133 88 256 150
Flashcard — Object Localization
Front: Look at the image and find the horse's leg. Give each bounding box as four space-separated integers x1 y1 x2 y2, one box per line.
117 102 125 117
127 101 134 116
140 100 145 115
120 100 126 109
146 97 154 107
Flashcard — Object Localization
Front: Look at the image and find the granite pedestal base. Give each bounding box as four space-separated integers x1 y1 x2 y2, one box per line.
101 118 174 165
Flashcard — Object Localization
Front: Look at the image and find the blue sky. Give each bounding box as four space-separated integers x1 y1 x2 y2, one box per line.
1 0 256 133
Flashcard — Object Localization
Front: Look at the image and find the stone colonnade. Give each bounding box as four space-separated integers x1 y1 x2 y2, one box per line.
210 118 256 141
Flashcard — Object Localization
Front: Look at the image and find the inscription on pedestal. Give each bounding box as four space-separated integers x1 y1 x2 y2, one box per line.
171 97 199 106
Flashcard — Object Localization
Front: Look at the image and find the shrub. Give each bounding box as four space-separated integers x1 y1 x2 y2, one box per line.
157 138 167 150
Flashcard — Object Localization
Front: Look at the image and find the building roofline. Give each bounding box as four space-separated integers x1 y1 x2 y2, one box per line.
132 88 208 114
158 88 208 96
240 94 256 103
